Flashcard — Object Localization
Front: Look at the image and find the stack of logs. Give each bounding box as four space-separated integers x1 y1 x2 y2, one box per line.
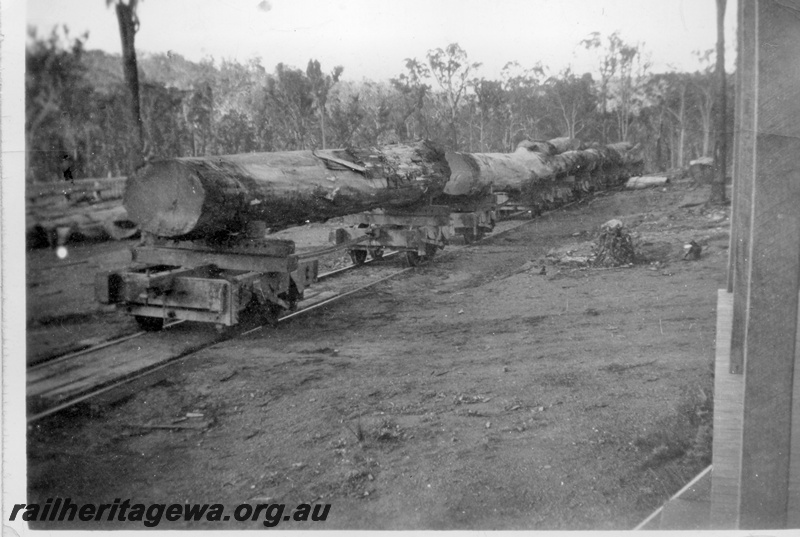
26 137 644 246
124 137 643 241
26 177 138 248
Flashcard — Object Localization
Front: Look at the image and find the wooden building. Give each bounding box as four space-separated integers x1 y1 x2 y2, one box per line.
638 0 800 529
711 0 800 529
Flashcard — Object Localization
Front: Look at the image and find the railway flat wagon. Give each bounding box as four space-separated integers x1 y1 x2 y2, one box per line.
95 229 319 331
329 202 497 266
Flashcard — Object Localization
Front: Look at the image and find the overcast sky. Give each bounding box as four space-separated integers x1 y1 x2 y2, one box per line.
26 0 738 81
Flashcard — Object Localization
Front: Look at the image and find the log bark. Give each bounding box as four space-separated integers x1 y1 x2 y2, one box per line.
443 141 643 199
124 141 450 239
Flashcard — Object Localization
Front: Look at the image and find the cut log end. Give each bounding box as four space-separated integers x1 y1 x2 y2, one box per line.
443 151 483 197
124 161 206 238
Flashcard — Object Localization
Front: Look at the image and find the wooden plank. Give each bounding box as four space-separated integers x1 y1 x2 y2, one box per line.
728 0 758 374
737 0 800 528
155 238 296 257
123 305 234 326
132 246 298 273
312 149 367 173
659 499 710 530
123 277 229 312
710 290 743 528
27 323 223 414
789 290 800 527
27 177 127 200
341 212 450 227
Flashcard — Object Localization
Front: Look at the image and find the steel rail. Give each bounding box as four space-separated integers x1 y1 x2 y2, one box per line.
27 193 594 423
26 253 404 422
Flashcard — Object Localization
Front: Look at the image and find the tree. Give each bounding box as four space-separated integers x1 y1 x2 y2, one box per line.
107 0 145 172
544 69 596 139
328 91 367 147
216 109 256 154
660 73 689 168
390 58 431 141
265 63 316 149
186 81 214 156
427 43 480 149
25 26 94 182
581 31 649 142
472 78 506 151
709 0 728 204
612 37 649 141
140 82 190 160
692 49 716 156
306 59 343 149
500 62 547 149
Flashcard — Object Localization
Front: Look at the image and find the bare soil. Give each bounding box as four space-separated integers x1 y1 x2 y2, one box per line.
26 181 729 530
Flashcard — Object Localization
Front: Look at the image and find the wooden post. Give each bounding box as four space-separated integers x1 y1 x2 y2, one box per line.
791 292 800 527
717 0 800 529
726 0 746 294
727 0 757 374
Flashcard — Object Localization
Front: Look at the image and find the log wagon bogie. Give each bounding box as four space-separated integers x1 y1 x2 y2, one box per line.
96 231 318 330
331 205 462 267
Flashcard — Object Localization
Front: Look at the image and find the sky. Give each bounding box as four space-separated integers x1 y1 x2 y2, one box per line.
24 0 738 81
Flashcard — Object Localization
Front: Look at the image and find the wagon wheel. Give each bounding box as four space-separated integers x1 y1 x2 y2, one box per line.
349 249 368 265
135 315 165 332
424 242 438 259
214 323 232 335
369 247 385 260
406 244 437 267
461 229 476 244
259 301 285 327
405 250 422 267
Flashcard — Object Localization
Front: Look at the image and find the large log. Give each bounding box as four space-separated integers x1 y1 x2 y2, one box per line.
625 175 670 189
124 141 450 239
443 141 643 199
26 202 138 248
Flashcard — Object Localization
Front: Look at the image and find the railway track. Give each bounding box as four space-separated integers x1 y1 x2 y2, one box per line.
26 198 591 423
26 251 401 423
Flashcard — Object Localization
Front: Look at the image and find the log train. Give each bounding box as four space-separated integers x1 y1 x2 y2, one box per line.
95 137 643 331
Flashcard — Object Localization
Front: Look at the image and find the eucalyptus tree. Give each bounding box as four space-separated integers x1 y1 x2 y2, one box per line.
390 58 431 141
25 27 96 182
544 69 596 139
426 43 480 149
306 59 343 149
106 0 145 171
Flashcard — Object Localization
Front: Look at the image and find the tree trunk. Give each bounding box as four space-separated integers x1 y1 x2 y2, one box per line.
115 0 145 173
124 141 451 239
677 84 687 167
320 109 326 149
443 141 642 199
710 0 728 204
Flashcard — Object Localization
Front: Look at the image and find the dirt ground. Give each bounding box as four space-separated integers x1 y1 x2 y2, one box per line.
26 180 729 530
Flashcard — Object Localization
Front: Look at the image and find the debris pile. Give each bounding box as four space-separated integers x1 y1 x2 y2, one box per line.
544 242 595 267
683 240 702 260
593 219 636 267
